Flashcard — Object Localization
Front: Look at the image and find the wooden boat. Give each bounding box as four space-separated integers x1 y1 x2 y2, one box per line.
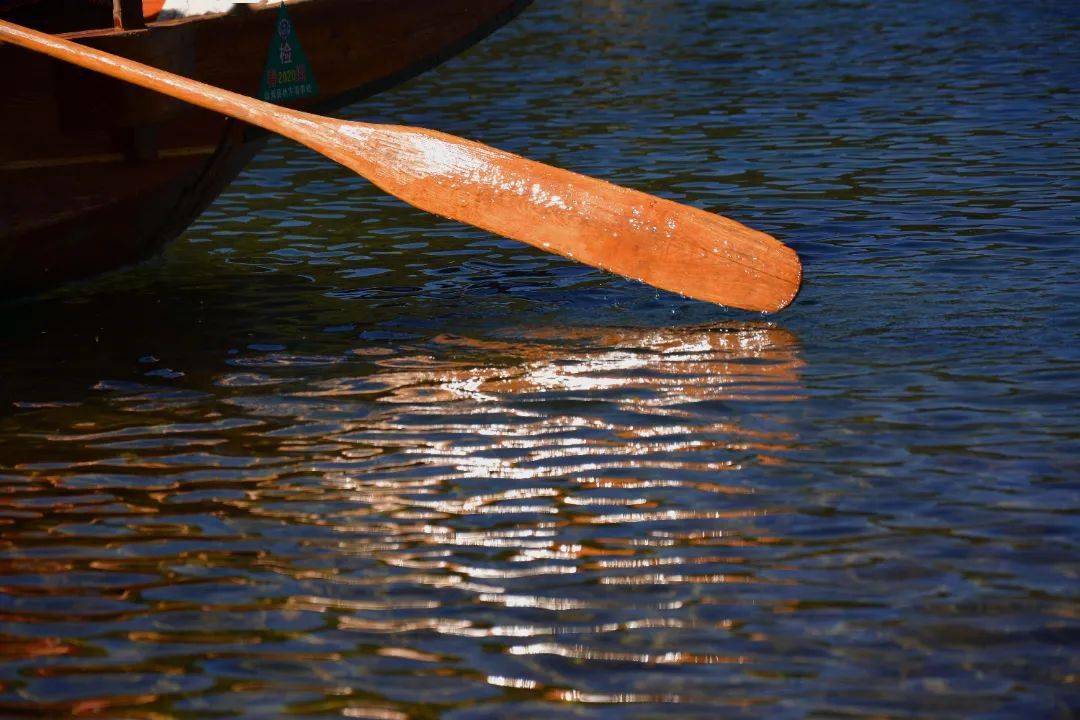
0 0 530 297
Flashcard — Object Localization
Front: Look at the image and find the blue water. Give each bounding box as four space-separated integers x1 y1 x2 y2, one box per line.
1 1 1077 717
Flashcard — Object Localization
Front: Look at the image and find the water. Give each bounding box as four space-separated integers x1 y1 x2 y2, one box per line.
1 0 1077 717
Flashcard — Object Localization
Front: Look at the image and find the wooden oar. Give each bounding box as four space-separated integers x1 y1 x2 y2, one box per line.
0 19 801 312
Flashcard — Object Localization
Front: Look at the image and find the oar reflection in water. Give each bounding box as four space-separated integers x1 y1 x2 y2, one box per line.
291 320 807 489
272 321 807 682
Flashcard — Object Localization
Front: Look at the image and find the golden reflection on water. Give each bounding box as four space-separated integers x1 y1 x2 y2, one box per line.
290 323 805 659
2 321 806 713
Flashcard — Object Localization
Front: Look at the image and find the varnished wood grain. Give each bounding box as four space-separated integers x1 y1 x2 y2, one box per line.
0 17 802 311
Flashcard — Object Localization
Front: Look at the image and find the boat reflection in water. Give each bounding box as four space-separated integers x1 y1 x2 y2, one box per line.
2 321 807 714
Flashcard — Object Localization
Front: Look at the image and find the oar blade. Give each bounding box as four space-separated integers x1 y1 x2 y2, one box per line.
328 122 801 312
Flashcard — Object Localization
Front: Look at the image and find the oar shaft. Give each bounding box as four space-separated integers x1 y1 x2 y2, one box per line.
0 19 293 135
1 18 802 311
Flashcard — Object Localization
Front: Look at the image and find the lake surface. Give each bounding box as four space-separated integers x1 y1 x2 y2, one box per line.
1 0 1077 717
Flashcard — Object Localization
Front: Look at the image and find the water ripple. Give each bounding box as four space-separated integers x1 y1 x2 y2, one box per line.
1 0 1076 716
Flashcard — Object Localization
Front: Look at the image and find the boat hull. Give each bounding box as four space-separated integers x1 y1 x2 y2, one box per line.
0 0 530 297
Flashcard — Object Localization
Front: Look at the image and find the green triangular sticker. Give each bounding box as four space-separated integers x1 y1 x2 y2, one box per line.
260 3 318 103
